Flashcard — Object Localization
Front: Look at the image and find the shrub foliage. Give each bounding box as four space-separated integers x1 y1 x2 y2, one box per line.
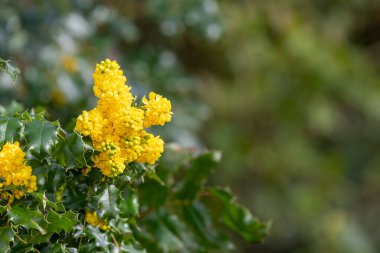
0 59 269 252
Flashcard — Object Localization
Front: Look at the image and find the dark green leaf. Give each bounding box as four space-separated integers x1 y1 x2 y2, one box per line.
0 227 14 253
7 206 47 234
46 210 79 233
0 115 23 144
41 165 66 202
24 117 59 157
136 211 207 253
53 132 87 170
183 202 232 249
137 179 168 209
209 187 270 242
85 226 111 250
120 242 146 253
34 193 65 212
97 185 120 219
120 187 139 218
177 151 221 201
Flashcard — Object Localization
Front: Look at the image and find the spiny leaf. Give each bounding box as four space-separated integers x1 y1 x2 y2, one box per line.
209 187 270 243
34 193 65 212
85 226 111 250
119 187 139 218
177 151 221 201
53 132 87 170
7 206 47 235
0 58 20 84
0 101 24 116
0 115 23 145
97 184 120 219
46 210 79 233
183 202 232 249
24 117 59 158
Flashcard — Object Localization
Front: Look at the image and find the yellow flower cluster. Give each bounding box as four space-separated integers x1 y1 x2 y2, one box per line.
0 142 37 199
75 59 172 177
142 92 172 128
85 211 110 231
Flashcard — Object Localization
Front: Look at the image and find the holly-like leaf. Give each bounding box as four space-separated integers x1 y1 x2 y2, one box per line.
23 209 78 244
177 151 221 201
24 117 59 158
53 132 86 170
137 179 168 209
0 101 24 116
0 115 23 144
0 227 14 253
209 187 270 243
183 202 232 249
0 58 20 84
120 242 147 253
120 187 139 218
85 226 111 250
137 212 192 253
97 185 120 219
34 193 65 212
7 206 47 235
46 210 79 233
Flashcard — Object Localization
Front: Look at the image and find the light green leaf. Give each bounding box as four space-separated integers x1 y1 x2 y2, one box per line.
120 242 147 253
0 58 20 84
209 187 270 242
0 227 14 253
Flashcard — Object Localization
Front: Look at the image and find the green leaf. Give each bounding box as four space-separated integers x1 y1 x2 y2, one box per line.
7 206 47 234
177 151 221 201
137 179 168 209
120 242 147 253
63 174 89 210
0 115 23 144
0 101 24 116
209 187 270 243
85 226 111 250
24 117 59 157
97 185 120 219
0 227 14 253
23 209 78 244
34 193 65 212
0 58 20 84
183 202 232 249
46 210 79 233
135 209 220 253
41 164 67 202
120 187 139 218
53 132 87 170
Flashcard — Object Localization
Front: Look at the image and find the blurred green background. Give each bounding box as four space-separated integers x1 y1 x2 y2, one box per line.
1 0 380 252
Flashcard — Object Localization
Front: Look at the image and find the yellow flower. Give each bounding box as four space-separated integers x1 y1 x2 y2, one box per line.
142 92 172 128
0 142 37 198
85 211 110 231
75 59 172 177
